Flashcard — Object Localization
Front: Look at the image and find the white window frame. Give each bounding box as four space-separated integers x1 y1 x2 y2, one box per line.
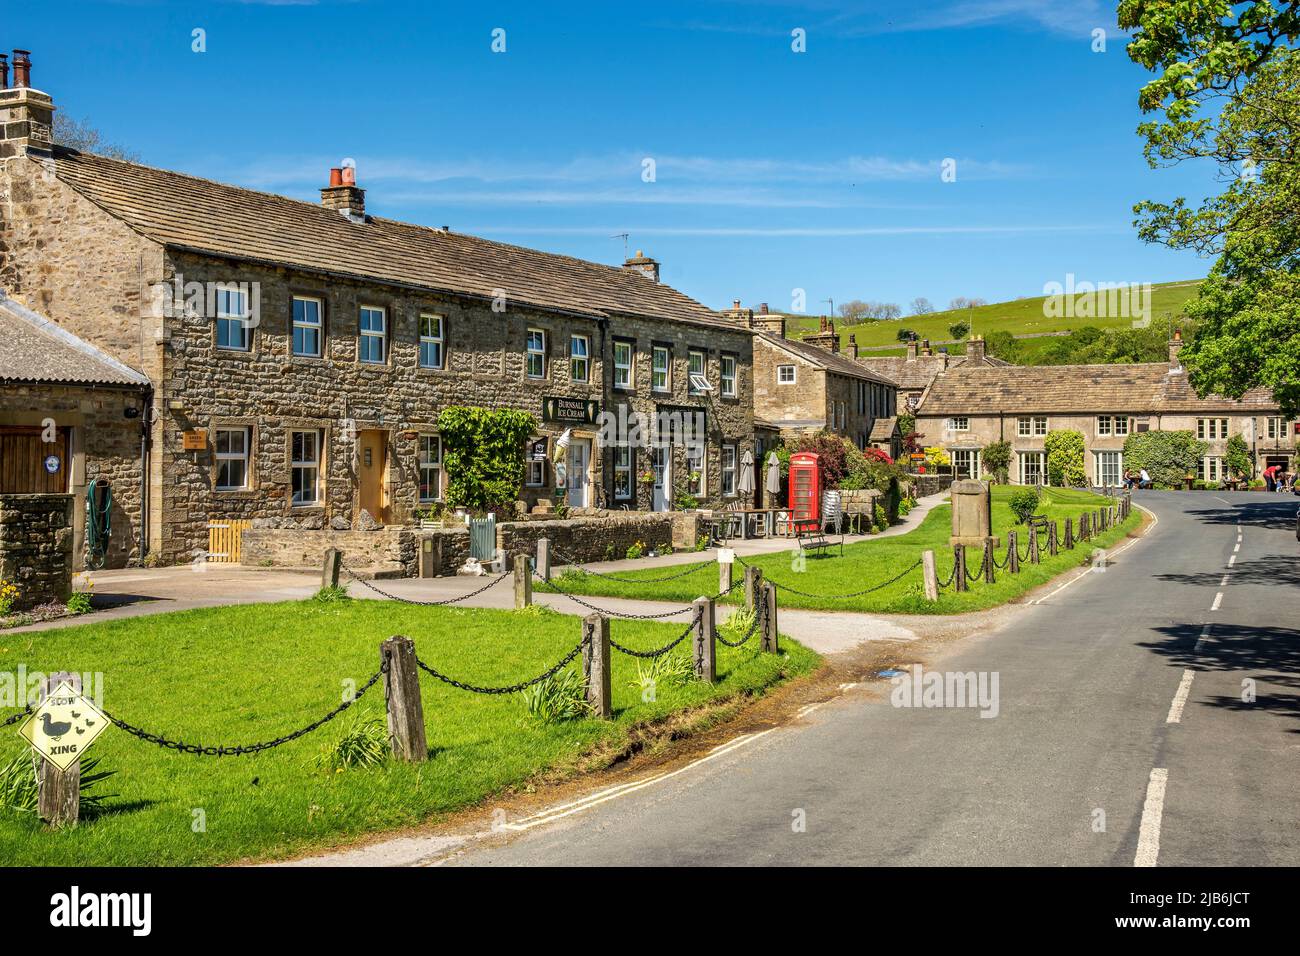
613 445 633 501
1017 416 1032 437
418 435 443 502
569 334 590 383
652 345 671 393
777 364 796 385
359 306 387 364
1198 456 1224 483
215 427 250 491
292 296 322 358
1114 415 1130 436
1019 451 1046 486
721 444 737 497
1096 416 1112 437
686 443 706 497
948 417 970 432
1266 416 1283 440
720 353 737 398
613 340 634 389
688 349 707 395
419 314 445 370
216 286 251 352
1197 418 1229 440
290 429 322 506
526 328 547 379
1094 450 1123 488
951 448 980 479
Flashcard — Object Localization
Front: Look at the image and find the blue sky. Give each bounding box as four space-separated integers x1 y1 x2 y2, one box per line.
10 0 1213 314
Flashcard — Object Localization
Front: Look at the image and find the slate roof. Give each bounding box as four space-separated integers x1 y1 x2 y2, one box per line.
760 333 896 385
869 416 899 442
857 351 1008 391
50 148 733 331
916 363 1278 415
0 293 150 388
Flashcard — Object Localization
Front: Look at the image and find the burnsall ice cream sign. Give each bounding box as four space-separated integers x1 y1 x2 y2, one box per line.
542 396 601 424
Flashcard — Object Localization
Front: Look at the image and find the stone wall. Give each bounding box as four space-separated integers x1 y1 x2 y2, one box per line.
498 512 675 569
908 473 955 499
0 494 74 609
240 525 413 576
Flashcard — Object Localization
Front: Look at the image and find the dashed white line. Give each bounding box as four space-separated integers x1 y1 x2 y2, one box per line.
1220 574 1230 587
1166 670 1195 724
1233 542 1240 553
1194 623 1211 653
1135 768 1169 867
1210 592 1223 611
1228 555 1236 567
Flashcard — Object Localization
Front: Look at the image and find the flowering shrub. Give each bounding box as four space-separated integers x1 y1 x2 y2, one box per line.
0 580 18 616
625 540 645 560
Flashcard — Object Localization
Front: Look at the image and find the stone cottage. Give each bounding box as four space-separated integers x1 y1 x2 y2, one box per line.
0 54 755 567
913 335 1293 486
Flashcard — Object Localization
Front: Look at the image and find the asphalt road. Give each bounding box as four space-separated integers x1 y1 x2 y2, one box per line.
447 491 1300 866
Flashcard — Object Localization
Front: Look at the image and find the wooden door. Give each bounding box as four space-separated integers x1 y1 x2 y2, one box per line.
0 427 69 493
357 430 388 523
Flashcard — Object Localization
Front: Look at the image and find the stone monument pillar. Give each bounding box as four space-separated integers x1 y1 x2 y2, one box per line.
949 479 999 547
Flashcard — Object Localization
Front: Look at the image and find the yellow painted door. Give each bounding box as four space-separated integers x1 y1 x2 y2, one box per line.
358 430 388 523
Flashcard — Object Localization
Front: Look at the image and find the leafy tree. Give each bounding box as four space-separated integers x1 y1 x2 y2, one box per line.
1120 1 1300 413
948 321 970 340
981 440 1012 483
896 412 915 438
1043 430 1086 487
436 406 537 511
1225 433 1252 479
1123 430 1208 489
786 432 851 487
984 330 1021 361
949 297 987 310
896 327 917 343
838 300 871 322
1008 488 1041 523
911 297 935 315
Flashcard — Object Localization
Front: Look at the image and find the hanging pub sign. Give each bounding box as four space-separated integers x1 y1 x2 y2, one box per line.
542 396 600 425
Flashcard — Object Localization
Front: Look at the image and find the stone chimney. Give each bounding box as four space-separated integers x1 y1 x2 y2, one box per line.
1168 328 1183 369
905 336 919 361
622 249 660 283
802 316 840 353
966 334 985 364
0 49 56 159
748 302 786 339
847 333 859 359
719 298 753 326
920 338 933 357
321 165 366 222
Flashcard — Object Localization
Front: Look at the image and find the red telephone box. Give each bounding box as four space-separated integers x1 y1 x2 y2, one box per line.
789 452 821 532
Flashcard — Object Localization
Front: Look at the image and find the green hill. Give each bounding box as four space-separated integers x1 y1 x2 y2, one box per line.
783 280 1202 361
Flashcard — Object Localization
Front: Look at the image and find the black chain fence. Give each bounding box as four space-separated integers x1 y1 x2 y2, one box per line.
533 573 699 619
552 549 713 584
341 564 511 606
104 666 386 757
716 600 765 648
755 558 922 599
1 705 32 728
415 634 589 695
609 608 700 659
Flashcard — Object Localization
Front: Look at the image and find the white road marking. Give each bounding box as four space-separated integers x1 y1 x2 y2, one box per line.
1211 592 1223 611
501 727 779 831
1220 574 1230 587
1228 555 1236 567
1134 768 1169 867
1166 670 1195 724
1233 542 1240 553
1194 623 1211 653
838 682 859 691
1031 504 1154 605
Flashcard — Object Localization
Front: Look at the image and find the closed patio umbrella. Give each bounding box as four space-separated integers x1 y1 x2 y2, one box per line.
738 448 755 495
765 451 782 503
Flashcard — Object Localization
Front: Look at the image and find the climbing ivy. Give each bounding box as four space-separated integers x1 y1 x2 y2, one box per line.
1043 430 1086 487
436 406 537 511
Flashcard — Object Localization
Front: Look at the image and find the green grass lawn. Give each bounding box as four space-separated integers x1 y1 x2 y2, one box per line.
0 601 816 866
546 486 1141 614
786 280 1202 353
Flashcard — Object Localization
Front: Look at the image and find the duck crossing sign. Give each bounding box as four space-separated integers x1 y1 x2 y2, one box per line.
18 680 111 772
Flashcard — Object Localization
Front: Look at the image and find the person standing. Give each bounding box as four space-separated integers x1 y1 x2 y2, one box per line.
1263 463 1280 492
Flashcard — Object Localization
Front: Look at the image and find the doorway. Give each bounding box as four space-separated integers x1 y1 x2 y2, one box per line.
0 426 69 493
567 438 591 508
357 429 389 523
651 446 671 511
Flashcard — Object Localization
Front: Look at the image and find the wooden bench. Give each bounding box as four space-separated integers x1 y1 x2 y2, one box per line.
794 520 841 557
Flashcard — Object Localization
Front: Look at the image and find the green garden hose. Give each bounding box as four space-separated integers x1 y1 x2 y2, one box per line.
85 478 113 570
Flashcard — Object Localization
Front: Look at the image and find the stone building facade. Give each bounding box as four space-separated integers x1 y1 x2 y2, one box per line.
914 337 1295 486
0 58 754 567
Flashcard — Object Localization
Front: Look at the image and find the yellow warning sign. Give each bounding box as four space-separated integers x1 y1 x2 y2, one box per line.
18 680 111 772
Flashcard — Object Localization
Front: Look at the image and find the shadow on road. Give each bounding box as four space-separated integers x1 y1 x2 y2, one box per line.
1153 555 1300 589
1141 622 1300 733
1183 498 1299 531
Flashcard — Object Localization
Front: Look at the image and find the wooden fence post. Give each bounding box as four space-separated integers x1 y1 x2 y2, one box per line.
692 596 716 683
536 538 551 582
953 544 969 592
1028 525 1041 564
1007 531 1020 574
582 613 612 718
1048 521 1059 556
744 565 763 612
719 557 733 598
922 549 939 600
37 672 81 827
1064 517 1074 549
321 547 342 589
380 637 427 763
760 581 780 653
514 552 532 608
983 538 996 584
